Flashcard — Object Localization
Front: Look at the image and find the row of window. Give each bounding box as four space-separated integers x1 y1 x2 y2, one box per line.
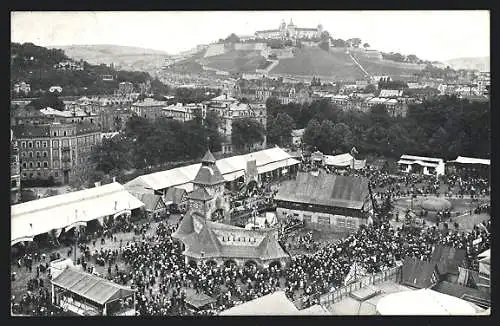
20 134 98 149
22 161 49 168
22 171 59 178
21 141 48 148
21 151 48 158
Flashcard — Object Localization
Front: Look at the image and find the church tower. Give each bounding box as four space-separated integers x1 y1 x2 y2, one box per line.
187 149 228 220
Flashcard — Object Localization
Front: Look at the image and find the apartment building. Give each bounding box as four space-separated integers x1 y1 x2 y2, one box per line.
13 122 101 185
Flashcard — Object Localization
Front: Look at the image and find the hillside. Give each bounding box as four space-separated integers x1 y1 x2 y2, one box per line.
270 47 365 81
351 52 425 78
54 44 170 74
199 50 269 73
10 42 168 97
443 56 490 72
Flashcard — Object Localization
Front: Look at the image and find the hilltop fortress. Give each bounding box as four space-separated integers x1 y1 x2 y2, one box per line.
253 19 323 40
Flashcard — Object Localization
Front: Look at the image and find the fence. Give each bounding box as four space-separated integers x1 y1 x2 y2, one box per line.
319 265 402 307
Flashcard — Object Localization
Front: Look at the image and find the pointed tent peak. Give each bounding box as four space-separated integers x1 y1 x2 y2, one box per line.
289 19 295 26
202 149 216 164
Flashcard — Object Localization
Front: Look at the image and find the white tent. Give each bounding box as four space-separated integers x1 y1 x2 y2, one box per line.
11 182 144 246
219 291 299 315
376 289 477 315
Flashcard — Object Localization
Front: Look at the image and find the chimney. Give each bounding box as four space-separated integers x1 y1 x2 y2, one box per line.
112 177 116 182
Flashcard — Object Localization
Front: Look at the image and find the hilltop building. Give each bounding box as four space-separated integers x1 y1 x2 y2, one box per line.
254 19 323 41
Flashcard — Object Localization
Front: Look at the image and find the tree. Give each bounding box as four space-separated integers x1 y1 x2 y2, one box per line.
303 118 321 148
316 120 336 154
319 41 330 52
331 39 347 47
267 112 296 147
231 118 265 151
363 43 370 49
363 84 377 94
90 136 133 174
331 122 353 152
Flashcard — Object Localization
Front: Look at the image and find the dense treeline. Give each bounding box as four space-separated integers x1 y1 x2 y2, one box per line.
11 42 171 97
90 112 223 175
266 96 490 159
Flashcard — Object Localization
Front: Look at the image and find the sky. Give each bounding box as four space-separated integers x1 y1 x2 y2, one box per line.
11 11 490 61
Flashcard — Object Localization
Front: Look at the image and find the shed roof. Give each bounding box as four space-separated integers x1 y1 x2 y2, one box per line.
51 267 135 306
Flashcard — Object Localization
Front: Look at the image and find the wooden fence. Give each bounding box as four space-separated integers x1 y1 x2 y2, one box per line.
319 265 402 307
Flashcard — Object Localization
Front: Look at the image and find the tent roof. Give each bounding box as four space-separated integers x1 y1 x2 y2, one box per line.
275 172 370 210
397 159 439 168
432 281 490 306
11 182 144 244
51 267 135 306
324 153 353 166
400 154 444 164
139 193 165 212
376 289 477 315
201 150 216 164
448 156 490 166
124 147 298 191
219 291 298 315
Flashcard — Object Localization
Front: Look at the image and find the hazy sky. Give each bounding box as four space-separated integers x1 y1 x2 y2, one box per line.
11 11 489 61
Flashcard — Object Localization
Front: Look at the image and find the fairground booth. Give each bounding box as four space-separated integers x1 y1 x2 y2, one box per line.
51 267 136 316
446 156 490 178
397 155 445 177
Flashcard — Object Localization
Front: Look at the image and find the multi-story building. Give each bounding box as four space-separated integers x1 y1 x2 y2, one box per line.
162 103 206 123
13 122 101 185
131 98 168 121
11 130 21 203
12 107 99 126
117 82 135 95
13 82 31 95
53 60 84 71
99 106 134 132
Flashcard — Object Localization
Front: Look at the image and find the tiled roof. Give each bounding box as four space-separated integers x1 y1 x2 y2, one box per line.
12 124 51 138
275 171 370 210
165 187 187 204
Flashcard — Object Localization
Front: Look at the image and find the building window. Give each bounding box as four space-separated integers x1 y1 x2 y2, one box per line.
22 152 27 158
55 171 59 177
53 140 59 147
29 152 33 158
43 151 48 158
37 162 41 168
53 131 57 137
28 141 33 148
22 173 27 178
36 151 41 158
11 180 17 188
42 141 47 147
37 172 41 177
29 162 33 168
35 141 40 148
43 161 48 168
21 141 26 148
63 131 67 136
22 162 27 168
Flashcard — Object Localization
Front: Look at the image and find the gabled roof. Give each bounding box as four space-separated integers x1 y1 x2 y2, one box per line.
275 172 370 210
165 187 187 204
430 245 466 275
401 258 439 289
51 267 135 305
187 187 213 201
139 193 166 212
